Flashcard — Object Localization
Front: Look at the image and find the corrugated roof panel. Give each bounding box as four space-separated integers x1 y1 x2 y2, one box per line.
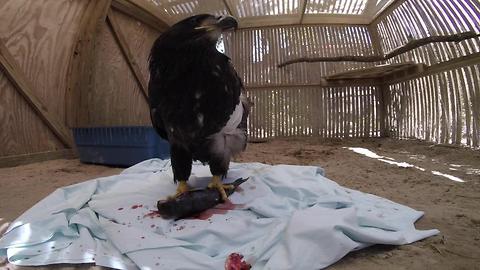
147 0 228 24
226 0 300 18
306 0 368 15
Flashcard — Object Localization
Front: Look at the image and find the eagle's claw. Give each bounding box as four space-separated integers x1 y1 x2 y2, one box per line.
168 180 189 199
208 176 234 201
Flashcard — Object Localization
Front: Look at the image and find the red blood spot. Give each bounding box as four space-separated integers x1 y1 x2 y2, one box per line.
192 199 245 220
225 253 251 270
150 224 155 228
131 205 140 209
215 199 236 210
118 207 124 210
141 236 145 239
143 210 161 218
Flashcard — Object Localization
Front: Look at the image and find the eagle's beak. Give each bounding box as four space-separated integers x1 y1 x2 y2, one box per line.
216 15 238 31
195 16 238 32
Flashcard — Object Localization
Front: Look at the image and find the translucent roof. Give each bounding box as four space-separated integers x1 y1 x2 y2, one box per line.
146 0 396 27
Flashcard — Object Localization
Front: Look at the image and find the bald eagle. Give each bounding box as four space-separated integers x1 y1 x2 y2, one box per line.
148 14 249 200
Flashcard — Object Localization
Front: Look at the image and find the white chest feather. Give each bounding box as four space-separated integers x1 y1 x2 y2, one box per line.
222 100 243 134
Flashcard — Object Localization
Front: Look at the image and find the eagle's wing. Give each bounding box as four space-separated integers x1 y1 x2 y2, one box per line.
148 72 168 140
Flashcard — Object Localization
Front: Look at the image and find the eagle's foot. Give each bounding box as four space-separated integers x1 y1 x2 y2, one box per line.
208 175 234 201
168 180 189 199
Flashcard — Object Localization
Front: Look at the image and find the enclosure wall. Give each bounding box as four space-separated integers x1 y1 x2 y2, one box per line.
0 0 161 165
0 0 89 158
76 9 158 127
226 25 381 139
372 0 480 148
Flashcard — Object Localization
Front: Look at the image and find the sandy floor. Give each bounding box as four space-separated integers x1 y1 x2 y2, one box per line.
1 138 479 270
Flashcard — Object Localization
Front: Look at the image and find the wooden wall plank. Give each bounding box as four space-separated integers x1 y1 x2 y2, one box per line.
66 0 112 127
0 40 74 147
0 0 89 127
81 20 152 127
111 0 170 32
107 9 149 101
0 71 64 156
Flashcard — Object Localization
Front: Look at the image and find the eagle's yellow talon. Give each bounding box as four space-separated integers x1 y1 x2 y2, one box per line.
168 180 189 199
208 176 234 201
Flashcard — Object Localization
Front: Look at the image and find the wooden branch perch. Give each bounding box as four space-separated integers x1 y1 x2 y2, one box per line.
278 31 480 67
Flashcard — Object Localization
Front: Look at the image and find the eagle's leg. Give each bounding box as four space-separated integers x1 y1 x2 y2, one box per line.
208 156 234 201
169 144 192 198
208 175 234 201
170 180 189 198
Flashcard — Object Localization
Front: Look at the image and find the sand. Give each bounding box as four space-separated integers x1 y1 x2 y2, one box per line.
1 138 479 269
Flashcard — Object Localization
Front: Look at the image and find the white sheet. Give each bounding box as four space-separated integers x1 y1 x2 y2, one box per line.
0 159 439 269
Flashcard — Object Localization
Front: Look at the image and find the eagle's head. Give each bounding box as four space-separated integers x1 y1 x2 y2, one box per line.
157 14 238 49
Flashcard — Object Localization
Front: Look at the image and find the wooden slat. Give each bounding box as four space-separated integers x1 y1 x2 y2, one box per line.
471 65 480 147
107 10 149 101
298 0 308 24
0 40 74 147
458 68 471 146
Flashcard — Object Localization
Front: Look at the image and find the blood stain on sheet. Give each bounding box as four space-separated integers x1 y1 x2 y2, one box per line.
236 186 244 194
225 253 251 270
118 207 124 210
150 224 155 228
141 236 145 239
131 204 143 209
144 210 161 218
193 199 245 220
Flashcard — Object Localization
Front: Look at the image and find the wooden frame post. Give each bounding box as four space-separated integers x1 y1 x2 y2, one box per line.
379 83 390 137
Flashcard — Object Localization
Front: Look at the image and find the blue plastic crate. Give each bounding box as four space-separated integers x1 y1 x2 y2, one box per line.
72 126 170 167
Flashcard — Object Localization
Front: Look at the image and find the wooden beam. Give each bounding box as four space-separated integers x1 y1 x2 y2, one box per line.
278 31 480 67
238 14 371 29
111 0 170 32
367 23 383 56
107 10 149 102
222 0 236 17
386 52 480 85
298 0 308 24
0 40 74 148
246 78 379 89
364 0 379 18
0 149 76 168
324 63 426 80
370 0 407 25
65 0 112 127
